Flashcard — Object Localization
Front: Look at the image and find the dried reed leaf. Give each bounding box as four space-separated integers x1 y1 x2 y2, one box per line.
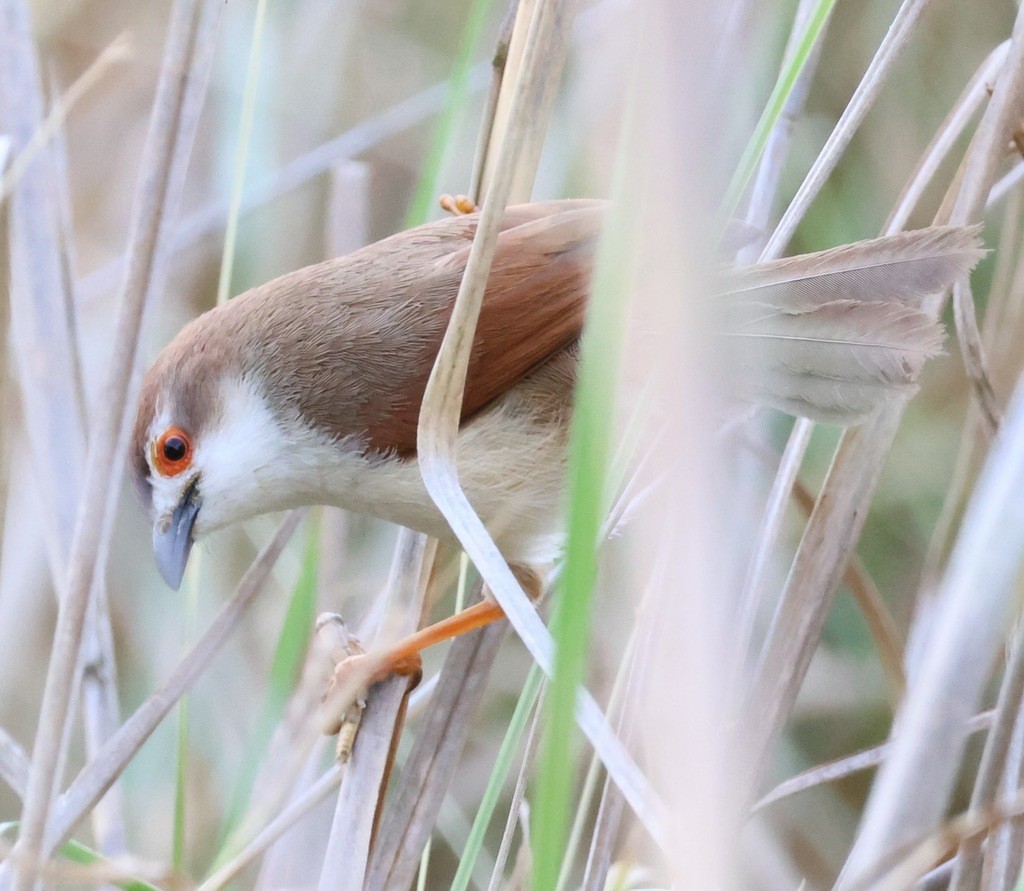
414 0 664 846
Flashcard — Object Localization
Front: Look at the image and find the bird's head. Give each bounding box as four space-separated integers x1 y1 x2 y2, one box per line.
130 310 306 589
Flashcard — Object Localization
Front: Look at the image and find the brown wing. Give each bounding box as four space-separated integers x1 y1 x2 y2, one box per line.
370 201 604 452
226 200 604 455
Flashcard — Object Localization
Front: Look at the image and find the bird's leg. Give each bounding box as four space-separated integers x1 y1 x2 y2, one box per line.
325 565 543 703
438 193 478 215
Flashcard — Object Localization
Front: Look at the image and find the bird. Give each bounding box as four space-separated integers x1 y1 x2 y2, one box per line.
130 198 982 678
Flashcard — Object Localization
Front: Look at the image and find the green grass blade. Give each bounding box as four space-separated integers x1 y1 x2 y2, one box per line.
531 171 636 890
720 0 838 222
451 664 544 891
216 0 269 305
403 0 494 229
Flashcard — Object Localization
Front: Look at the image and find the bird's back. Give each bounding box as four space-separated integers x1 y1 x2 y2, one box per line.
197 199 605 455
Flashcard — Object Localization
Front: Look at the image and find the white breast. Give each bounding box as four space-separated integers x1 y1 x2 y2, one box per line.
197 353 576 567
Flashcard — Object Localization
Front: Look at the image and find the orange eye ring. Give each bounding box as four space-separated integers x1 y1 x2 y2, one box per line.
152 427 193 477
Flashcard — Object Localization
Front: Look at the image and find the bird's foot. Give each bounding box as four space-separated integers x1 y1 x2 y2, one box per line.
316 613 423 763
315 613 369 763
439 193 478 215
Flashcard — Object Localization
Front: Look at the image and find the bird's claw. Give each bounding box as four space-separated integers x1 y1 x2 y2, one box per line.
439 193 478 215
316 613 369 763
315 613 424 763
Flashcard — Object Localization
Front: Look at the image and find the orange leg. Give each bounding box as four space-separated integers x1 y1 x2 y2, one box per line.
382 564 543 676
323 568 542 724
384 599 506 675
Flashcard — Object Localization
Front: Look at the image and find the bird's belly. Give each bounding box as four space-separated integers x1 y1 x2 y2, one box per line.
303 357 575 565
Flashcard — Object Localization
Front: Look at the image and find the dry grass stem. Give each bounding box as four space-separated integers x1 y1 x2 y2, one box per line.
840 9 1024 882
738 419 813 661
414 0 663 845
198 766 344 891
949 627 1024 888
952 279 1003 435
753 710 994 814
368 612 507 890
0 32 130 207
0 0 87 582
788 478 907 699
888 40 1009 232
741 0 831 253
34 511 304 863
979 694 1024 888
0 728 28 800
761 0 937 260
849 784 1024 891
468 0 519 202
316 529 434 891
487 687 545 891
745 2 1008 813
7 1 223 884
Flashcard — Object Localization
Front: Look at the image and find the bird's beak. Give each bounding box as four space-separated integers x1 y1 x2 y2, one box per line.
153 482 201 590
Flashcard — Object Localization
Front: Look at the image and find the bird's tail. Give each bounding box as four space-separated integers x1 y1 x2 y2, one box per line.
718 226 986 423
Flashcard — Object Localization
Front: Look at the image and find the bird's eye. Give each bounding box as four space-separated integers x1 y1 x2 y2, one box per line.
152 427 193 477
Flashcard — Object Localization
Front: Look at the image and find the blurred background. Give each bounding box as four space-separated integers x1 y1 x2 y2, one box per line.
1 0 1020 887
